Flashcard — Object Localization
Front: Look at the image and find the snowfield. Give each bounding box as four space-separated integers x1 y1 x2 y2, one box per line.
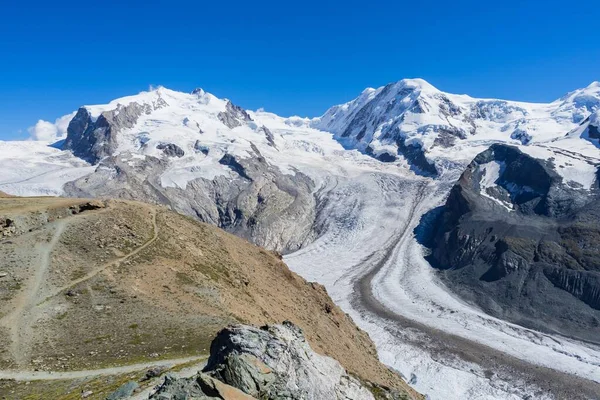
1 80 600 399
0 141 95 196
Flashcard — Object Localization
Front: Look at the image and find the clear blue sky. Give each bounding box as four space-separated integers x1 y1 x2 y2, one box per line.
1 0 599 140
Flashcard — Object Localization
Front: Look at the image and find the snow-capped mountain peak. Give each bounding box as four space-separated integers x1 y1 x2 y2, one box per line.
313 79 600 175
552 81 600 123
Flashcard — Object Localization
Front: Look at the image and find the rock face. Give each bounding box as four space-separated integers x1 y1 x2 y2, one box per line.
259 125 277 148
152 322 408 400
151 373 255 400
63 150 317 253
425 144 600 342
156 143 185 157
63 97 168 163
581 110 600 142
218 100 254 129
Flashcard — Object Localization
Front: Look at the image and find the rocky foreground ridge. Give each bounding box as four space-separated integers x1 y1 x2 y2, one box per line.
150 322 409 400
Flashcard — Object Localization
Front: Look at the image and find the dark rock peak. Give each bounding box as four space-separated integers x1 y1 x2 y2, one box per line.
62 107 112 164
218 154 252 181
471 144 559 198
157 143 185 158
259 125 277 148
63 100 164 164
218 101 254 129
423 143 600 342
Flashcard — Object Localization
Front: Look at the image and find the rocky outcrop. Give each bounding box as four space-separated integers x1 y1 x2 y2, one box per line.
63 152 317 252
424 144 600 342
582 110 600 142
259 126 277 148
396 137 437 176
151 373 255 400
157 143 185 158
63 98 167 163
151 322 409 400
218 101 254 129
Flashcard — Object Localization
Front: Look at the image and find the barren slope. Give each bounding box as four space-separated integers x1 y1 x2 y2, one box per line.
0 196 420 399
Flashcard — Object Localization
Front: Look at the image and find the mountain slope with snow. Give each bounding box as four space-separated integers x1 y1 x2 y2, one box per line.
1 80 600 399
314 79 600 175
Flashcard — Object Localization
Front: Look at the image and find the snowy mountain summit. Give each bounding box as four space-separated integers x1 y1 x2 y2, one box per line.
315 79 600 174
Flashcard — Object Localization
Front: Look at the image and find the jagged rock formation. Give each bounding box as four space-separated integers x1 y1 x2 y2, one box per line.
579 110 600 143
156 143 185 157
425 144 600 342
151 322 413 400
259 125 277 148
63 97 168 163
151 373 255 400
63 150 317 252
218 100 254 129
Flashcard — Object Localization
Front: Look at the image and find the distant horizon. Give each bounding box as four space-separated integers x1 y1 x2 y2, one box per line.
1 0 599 140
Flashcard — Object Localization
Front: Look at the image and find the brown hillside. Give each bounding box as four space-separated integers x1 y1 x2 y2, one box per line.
0 197 420 399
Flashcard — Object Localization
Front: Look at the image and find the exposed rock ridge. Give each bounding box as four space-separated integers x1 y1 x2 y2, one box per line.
424 143 600 342
218 101 254 129
151 322 412 400
63 97 168 163
63 152 317 252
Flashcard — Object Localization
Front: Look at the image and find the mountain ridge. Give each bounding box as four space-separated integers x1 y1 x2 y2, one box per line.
2 78 600 399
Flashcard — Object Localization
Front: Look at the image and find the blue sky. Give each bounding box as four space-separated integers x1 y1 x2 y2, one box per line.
1 0 599 140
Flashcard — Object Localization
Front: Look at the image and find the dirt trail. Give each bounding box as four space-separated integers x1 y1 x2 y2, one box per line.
0 356 206 381
3 221 67 367
38 206 159 305
1 203 159 370
0 204 199 384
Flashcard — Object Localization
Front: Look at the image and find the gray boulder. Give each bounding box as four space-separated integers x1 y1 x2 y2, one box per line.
153 322 394 400
150 373 255 400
